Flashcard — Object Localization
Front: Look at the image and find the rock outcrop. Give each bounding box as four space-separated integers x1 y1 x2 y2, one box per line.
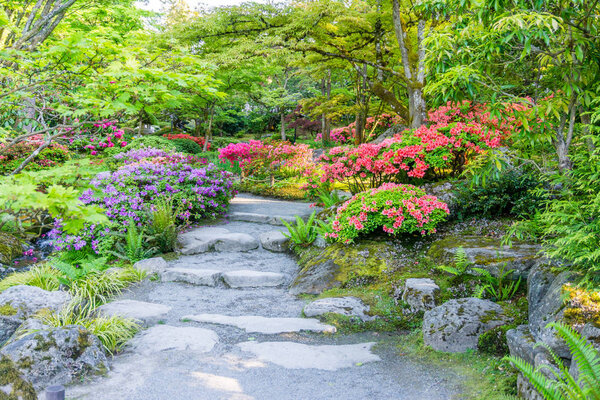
399 278 439 312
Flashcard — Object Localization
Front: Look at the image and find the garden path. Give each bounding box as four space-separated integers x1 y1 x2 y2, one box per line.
67 194 461 400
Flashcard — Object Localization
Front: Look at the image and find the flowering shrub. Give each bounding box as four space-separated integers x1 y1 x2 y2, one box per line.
325 183 449 243
316 114 403 144
219 140 314 179
163 133 210 150
0 140 70 174
52 159 235 254
319 102 525 193
83 120 128 156
112 147 207 167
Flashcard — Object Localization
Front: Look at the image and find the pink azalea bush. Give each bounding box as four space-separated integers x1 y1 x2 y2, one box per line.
325 183 450 243
218 140 314 179
316 114 403 143
319 101 525 193
84 120 127 156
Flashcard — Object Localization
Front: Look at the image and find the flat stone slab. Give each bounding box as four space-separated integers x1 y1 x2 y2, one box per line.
182 314 336 334
259 231 290 252
237 341 380 370
131 325 218 354
133 257 168 274
178 227 259 255
228 212 296 226
303 297 372 321
161 268 221 286
222 270 285 288
97 300 171 324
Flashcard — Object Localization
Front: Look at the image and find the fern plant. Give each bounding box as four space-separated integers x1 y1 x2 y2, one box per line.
149 198 179 253
280 212 318 247
505 322 600 400
473 263 521 301
54 256 108 287
109 220 155 262
318 189 342 208
436 247 471 276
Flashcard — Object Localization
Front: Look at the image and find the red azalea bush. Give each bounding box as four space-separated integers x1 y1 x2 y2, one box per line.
0 140 70 174
163 133 210 150
218 140 314 179
326 183 450 243
319 101 526 193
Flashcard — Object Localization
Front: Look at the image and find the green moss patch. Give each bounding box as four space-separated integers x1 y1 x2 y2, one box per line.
0 355 37 400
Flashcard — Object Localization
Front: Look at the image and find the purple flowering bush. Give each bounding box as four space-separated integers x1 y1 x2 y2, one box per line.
53 149 236 255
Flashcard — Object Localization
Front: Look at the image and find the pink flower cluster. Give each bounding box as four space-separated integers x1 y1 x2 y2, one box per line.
218 140 314 177
325 183 449 243
85 120 127 155
316 114 403 143
319 102 525 192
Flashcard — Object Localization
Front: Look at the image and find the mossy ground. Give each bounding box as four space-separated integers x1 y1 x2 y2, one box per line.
397 331 518 400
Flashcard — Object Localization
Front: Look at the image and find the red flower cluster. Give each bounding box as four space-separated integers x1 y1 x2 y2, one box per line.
163 133 210 150
316 114 403 143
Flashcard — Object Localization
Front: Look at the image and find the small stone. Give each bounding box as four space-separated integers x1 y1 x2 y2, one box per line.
400 278 440 312
131 325 218 354
161 268 221 286
133 257 168 274
222 270 285 288
237 341 380 370
182 314 336 334
303 297 372 321
0 325 108 391
97 300 171 325
423 297 510 353
259 231 290 253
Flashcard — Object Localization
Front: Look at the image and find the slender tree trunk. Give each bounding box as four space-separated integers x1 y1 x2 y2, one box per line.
580 108 595 153
280 112 286 141
203 105 214 152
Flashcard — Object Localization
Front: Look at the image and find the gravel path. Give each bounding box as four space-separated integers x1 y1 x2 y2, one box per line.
67 194 462 400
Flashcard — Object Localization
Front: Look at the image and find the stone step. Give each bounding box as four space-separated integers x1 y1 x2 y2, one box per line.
97 300 171 325
228 212 298 226
222 270 286 288
259 230 290 253
237 341 380 370
181 314 336 334
130 325 219 354
161 268 221 286
178 227 259 255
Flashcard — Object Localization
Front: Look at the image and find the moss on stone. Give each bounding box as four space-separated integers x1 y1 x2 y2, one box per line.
0 303 17 316
33 333 57 352
0 232 24 265
0 355 37 400
478 325 512 356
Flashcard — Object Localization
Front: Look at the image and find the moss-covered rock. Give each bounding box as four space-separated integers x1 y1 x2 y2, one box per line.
0 233 24 265
290 241 399 295
427 234 540 279
0 355 37 400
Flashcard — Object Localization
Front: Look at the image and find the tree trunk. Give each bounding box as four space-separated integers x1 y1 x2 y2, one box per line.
203 106 214 152
280 112 286 141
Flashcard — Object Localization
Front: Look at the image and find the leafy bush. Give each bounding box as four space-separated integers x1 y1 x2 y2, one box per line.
149 198 179 254
104 136 175 158
0 140 70 174
325 183 449 243
505 322 600 400
281 212 318 248
171 138 202 154
454 170 544 219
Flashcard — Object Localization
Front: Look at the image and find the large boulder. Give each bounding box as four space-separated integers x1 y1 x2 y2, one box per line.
0 232 24 265
527 263 576 358
399 278 440 312
303 297 372 321
0 355 37 400
0 325 108 391
290 241 400 295
427 234 540 279
423 297 510 353
0 285 71 346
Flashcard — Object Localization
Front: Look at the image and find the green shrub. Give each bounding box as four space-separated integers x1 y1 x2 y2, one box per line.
171 138 202 154
104 135 176 158
454 170 544 219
